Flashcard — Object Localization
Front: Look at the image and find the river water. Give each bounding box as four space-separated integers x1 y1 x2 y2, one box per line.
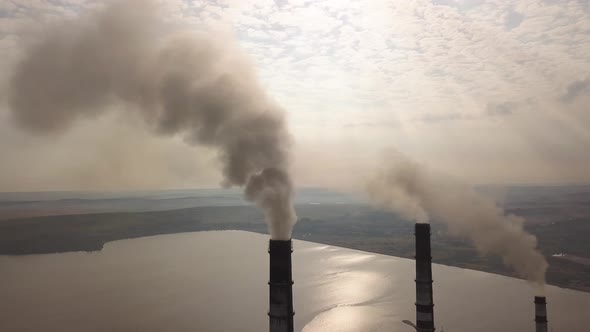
1 231 588 331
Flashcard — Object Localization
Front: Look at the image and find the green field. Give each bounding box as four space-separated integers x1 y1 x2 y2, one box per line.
1 201 589 292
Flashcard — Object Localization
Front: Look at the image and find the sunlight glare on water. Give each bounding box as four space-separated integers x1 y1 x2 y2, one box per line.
0 231 589 332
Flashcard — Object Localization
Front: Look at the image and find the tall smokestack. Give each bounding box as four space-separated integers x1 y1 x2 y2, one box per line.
534 296 548 332
367 152 548 286
268 240 294 332
415 223 435 332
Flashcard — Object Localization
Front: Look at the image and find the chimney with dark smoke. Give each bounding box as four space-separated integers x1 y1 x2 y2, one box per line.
534 296 548 332
6 2 300 328
268 240 295 332
415 223 435 332
5 0 297 240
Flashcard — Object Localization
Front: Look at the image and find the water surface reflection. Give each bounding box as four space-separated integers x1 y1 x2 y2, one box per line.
0 231 588 331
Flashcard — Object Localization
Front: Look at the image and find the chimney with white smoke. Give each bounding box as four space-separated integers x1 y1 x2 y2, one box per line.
415 223 435 332
367 150 548 287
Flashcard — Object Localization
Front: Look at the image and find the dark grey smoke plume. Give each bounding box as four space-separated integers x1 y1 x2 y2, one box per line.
367 150 548 286
7 0 296 240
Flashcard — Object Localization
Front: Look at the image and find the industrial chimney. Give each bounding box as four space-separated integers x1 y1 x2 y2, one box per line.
415 223 435 332
268 239 294 332
534 296 548 332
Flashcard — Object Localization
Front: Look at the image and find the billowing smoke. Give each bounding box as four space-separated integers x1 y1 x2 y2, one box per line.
367 150 548 286
6 0 296 240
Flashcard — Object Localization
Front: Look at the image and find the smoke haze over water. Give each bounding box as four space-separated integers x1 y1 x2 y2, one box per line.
6 0 296 240
367 150 548 286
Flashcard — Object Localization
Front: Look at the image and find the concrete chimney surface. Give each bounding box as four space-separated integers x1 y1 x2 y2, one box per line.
534 296 548 332
268 239 294 332
415 223 435 332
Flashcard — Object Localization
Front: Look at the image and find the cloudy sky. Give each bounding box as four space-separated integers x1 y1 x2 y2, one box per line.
0 0 589 191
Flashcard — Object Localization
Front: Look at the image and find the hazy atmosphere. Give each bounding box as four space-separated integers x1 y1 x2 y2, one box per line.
1 1 589 331
1 0 589 191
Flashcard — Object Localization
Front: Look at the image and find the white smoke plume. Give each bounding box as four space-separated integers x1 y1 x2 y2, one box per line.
367 150 548 286
6 0 296 240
